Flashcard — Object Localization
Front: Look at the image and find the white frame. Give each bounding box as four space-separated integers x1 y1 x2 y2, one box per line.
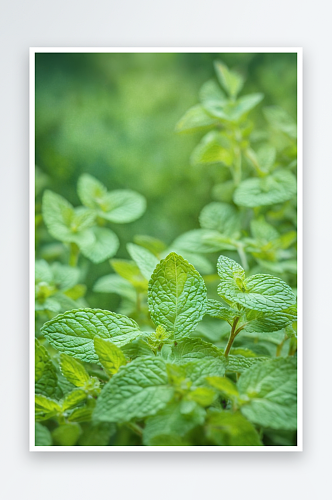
29 47 303 452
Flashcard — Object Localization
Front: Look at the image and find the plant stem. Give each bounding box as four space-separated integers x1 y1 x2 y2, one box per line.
69 242 80 267
224 317 240 357
126 422 143 437
236 244 248 271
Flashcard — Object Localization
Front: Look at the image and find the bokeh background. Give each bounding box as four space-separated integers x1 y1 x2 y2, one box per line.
35 52 297 309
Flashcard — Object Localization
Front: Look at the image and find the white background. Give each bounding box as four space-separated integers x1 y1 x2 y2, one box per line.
0 0 330 498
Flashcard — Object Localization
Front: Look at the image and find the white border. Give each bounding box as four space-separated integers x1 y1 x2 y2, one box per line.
29 47 302 452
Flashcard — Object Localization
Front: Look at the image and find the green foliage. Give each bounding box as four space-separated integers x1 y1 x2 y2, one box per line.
35 54 297 447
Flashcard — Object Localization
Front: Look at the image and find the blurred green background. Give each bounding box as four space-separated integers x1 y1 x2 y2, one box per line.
35 52 297 308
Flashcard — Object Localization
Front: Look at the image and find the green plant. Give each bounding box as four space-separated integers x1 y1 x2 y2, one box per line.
35 253 297 446
42 174 146 266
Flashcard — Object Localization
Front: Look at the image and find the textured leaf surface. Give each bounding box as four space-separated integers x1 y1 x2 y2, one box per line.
60 353 90 387
226 354 270 374
78 423 116 446
217 255 296 312
79 227 119 263
93 357 174 423
94 337 127 376
184 358 226 387
127 243 159 280
172 229 230 253
62 389 87 411
206 410 263 446
206 299 237 323
233 170 297 208
143 402 205 445
42 308 142 363
172 338 222 364
199 202 240 236
148 253 207 338
238 357 297 430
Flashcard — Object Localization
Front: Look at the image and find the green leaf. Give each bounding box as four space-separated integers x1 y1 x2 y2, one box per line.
93 357 174 423
62 389 87 411
148 253 207 338
42 308 143 363
111 259 148 291
217 255 296 312
250 218 279 243
256 144 276 173
245 305 297 333
199 79 227 108
42 190 95 245
214 61 244 98
263 106 297 139
60 353 90 387
35 423 52 446
229 93 264 121
52 423 81 446
206 410 263 446
35 340 59 398
206 299 237 323
143 402 205 445
184 358 226 387
79 227 119 263
93 274 136 301
77 174 146 223
35 394 61 413
191 131 233 166
187 387 217 407
226 354 270 374
172 338 223 364
233 170 297 208
238 357 297 430
127 243 159 281
94 337 127 376
51 262 81 290
68 406 94 423
206 376 239 399
175 105 218 134
199 202 240 236
133 234 167 256
172 229 231 253
78 423 116 446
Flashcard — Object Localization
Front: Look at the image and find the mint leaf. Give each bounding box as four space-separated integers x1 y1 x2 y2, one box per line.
191 131 233 166
52 423 81 446
206 410 262 446
245 305 297 333
35 340 59 398
127 243 159 281
226 354 270 374
148 253 207 338
77 174 146 223
184 358 226 387
79 227 119 263
238 357 297 430
263 106 297 139
42 190 95 245
199 202 240 236
217 255 296 312
111 259 148 291
172 229 231 253
42 308 143 363
206 299 238 323
78 423 116 446
199 79 227 108
175 105 218 133
214 61 244 98
206 376 239 399
172 338 222 364
93 357 174 423
35 423 53 446
94 337 127 376
60 353 90 387
143 402 205 445
233 170 297 207
62 389 87 411
93 274 136 301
